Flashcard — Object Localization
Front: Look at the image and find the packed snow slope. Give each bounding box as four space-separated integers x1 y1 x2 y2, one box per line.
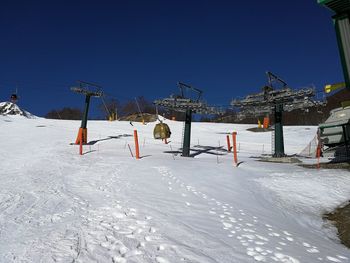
1 115 350 263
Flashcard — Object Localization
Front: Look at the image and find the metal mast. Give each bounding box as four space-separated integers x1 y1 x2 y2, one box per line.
232 72 325 157
71 81 103 144
154 82 222 157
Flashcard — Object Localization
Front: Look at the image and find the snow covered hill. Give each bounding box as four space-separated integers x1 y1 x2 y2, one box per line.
0 116 349 263
0 101 36 118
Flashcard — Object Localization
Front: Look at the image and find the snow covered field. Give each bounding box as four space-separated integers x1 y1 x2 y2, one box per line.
1 115 350 263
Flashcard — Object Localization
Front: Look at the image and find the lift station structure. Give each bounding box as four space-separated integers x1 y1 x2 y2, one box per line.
232 72 325 157
319 0 350 91
72 81 103 144
154 82 222 157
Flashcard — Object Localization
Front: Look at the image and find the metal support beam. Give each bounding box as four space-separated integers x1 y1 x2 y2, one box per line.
182 109 192 157
342 124 349 157
232 72 324 158
81 95 91 129
71 81 103 145
274 104 285 157
318 0 350 89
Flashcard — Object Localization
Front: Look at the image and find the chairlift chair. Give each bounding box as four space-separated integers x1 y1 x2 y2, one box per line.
153 122 171 140
10 94 18 103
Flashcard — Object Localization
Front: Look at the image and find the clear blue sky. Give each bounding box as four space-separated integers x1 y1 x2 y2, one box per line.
0 0 343 117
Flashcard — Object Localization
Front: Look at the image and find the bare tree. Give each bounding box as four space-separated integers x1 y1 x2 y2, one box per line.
99 98 119 119
45 107 82 120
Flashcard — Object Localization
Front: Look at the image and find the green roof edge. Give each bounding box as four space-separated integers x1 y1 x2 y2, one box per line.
318 0 332 4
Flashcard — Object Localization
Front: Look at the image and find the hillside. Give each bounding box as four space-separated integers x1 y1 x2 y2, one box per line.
0 116 349 262
0 101 36 118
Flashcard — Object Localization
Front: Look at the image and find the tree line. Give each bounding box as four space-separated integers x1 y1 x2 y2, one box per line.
45 96 184 120
46 90 350 125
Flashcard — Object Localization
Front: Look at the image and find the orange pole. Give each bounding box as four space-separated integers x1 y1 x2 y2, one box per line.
316 145 321 169
226 135 231 152
232 132 238 166
134 130 140 159
75 128 82 144
75 128 87 144
79 138 83 155
263 117 269 129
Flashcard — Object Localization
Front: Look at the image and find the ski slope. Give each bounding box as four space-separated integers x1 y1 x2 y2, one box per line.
1 115 350 263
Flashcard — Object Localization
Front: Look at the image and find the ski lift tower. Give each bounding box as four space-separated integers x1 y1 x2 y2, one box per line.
71 81 103 144
154 82 222 157
232 72 325 157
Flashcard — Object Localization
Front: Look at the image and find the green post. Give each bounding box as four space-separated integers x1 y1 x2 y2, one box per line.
342 124 349 157
81 95 91 129
182 109 192 157
274 104 285 157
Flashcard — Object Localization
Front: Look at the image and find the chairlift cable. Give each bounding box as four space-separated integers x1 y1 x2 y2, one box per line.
155 104 161 122
135 97 144 119
101 96 111 116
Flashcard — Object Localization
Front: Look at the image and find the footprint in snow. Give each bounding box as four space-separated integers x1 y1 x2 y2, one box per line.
272 253 300 263
302 242 311 248
336 255 348 260
157 244 166 251
307 248 319 253
149 227 157 233
136 220 148 226
156 256 170 263
222 222 233 228
326 256 346 262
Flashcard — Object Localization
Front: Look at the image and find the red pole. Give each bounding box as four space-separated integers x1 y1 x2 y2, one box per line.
164 138 168 144
226 135 231 152
316 145 321 169
79 139 83 155
134 130 140 159
232 132 238 166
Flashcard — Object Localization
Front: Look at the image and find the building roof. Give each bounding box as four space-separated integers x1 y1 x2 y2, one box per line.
318 0 350 14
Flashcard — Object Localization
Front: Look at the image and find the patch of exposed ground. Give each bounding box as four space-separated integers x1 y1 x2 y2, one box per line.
325 202 350 249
